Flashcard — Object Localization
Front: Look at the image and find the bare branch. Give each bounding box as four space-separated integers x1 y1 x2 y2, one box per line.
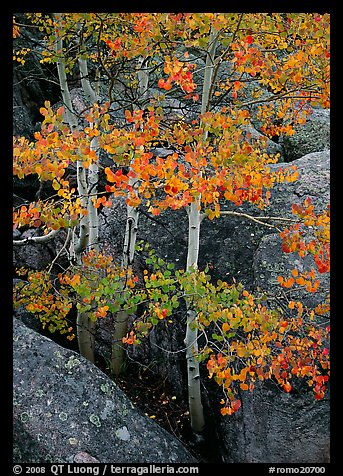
13 228 59 247
47 228 72 273
219 210 297 231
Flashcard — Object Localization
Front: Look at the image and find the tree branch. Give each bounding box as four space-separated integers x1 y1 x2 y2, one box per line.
219 210 297 231
13 229 59 246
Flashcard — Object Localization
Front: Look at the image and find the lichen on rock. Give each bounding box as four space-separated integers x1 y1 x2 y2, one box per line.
13 318 197 463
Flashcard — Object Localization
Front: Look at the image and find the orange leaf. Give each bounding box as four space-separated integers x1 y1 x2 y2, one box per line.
220 406 232 416
124 110 133 123
150 207 161 216
105 167 116 183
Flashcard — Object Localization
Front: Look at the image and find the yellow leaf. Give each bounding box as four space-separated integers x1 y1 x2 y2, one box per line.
52 179 61 190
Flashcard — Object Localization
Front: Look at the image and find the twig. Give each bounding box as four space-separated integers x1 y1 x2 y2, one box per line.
219 210 296 231
47 228 72 273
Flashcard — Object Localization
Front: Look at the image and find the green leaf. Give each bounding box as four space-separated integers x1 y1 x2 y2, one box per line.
171 295 179 308
212 333 224 342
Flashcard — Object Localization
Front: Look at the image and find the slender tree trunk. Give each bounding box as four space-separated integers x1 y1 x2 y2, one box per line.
184 199 205 434
78 51 100 251
76 136 98 364
111 177 139 375
54 14 99 363
111 310 129 375
111 56 148 376
183 27 217 434
76 62 99 364
87 138 99 249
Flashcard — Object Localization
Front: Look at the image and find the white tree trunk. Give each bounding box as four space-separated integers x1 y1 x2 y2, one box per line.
111 57 148 376
54 14 99 363
184 199 205 434
87 138 99 250
183 27 217 434
111 175 140 375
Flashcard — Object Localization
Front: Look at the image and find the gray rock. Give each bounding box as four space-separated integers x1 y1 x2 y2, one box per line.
13 100 34 139
13 229 54 270
220 380 330 463
13 319 197 464
266 149 330 216
279 108 330 162
13 69 35 139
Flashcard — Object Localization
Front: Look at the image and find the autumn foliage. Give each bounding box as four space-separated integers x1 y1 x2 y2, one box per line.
13 13 330 422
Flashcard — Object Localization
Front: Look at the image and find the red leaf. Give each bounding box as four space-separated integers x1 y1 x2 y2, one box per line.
231 399 241 412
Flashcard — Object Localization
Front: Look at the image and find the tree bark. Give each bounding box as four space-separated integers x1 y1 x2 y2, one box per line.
183 27 217 434
54 14 99 363
111 56 148 376
184 200 205 434
111 183 140 375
